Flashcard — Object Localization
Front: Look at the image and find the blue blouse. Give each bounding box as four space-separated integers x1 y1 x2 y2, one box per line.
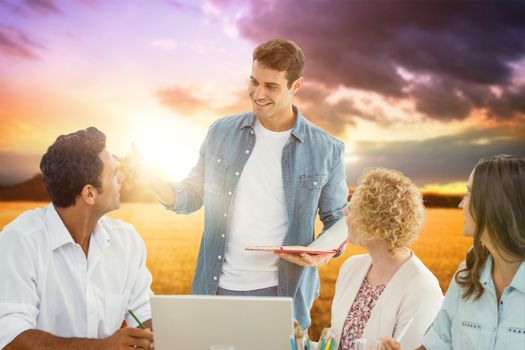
423 256 525 350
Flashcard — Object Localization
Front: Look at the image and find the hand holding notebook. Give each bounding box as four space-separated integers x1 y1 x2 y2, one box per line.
245 216 348 255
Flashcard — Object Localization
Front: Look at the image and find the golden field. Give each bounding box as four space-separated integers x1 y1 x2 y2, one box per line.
0 202 471 339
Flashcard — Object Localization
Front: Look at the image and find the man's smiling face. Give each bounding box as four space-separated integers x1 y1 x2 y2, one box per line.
248 60 297 123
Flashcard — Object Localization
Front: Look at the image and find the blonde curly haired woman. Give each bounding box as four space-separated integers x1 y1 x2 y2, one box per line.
328 168 443 350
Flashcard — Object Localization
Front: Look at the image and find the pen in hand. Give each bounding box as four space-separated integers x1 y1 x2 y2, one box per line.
128 309 146 329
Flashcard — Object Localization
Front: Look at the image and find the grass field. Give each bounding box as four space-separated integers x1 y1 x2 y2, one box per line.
0 202 471 339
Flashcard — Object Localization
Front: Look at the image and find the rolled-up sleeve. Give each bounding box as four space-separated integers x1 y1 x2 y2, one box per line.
422 276 461 350
125 227 153 327
318 143 347 228
0 229 39 348
165 131 208 215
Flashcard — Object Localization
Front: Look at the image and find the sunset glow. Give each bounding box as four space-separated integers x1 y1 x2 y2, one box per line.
0 0 523 192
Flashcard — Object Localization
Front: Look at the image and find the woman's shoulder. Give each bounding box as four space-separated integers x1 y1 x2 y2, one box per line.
339 254 371 276
402 254 443 292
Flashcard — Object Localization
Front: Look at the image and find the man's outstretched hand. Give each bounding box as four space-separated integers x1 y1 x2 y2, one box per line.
114 144 161 188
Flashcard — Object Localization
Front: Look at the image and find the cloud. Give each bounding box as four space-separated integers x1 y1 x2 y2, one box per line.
156 85 250 119
346 126 525 186
155 83 363 134
411 77 472 120
487 85 525 120
156 86 209 116
212 0 525 123
23 0 61 15
155 82 424 137
0 0 62 60
0 25 44 60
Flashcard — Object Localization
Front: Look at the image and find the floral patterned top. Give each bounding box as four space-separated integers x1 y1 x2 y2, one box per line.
339 277 387 350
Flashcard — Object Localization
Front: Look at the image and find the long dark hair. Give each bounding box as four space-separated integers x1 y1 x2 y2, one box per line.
455 154 525 300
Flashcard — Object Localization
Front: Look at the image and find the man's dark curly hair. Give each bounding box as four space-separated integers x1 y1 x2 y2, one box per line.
40 127 106 208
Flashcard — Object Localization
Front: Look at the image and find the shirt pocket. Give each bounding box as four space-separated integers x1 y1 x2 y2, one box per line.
300 174 328 190
506 327 525 350
204 153 228 196
459 320 482 349
104 293 128 335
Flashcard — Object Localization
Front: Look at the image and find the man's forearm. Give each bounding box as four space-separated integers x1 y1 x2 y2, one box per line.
5 329 104 350
151 179 176 207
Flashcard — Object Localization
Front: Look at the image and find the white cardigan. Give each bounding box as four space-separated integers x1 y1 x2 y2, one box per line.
329 253 443 350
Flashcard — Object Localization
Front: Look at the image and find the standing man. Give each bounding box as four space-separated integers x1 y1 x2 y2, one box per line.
0 127 154 349
133 39 347 329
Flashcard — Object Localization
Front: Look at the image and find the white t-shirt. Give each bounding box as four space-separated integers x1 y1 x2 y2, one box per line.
219 120 291 291
0 204 153 348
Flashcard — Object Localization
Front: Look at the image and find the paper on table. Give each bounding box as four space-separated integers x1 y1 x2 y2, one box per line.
245 216 348 255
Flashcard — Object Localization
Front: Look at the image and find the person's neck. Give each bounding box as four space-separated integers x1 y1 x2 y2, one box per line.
55 204 100 257
490 247 522 299
366 240 412 286
257 106 296 131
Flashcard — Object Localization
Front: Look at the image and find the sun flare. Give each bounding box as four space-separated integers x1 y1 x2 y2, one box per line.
131 118 206 181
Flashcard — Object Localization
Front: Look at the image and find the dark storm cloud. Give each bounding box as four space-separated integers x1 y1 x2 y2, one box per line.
487 85 525 120
411 78 473 121
346 127 525 186
213 0 525 122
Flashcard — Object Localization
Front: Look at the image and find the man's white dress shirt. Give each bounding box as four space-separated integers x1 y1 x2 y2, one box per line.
0 204 153 348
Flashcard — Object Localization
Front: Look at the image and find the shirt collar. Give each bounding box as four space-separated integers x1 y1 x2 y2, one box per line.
92 219 111 248
45 204 75 251
240 105 306 143
509 260 525 293
479 255 525 294
45 204 111 252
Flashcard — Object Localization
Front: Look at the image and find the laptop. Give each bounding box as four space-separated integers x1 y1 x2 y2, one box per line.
151 295 294 350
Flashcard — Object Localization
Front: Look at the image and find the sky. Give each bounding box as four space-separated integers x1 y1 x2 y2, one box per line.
0 0 524 194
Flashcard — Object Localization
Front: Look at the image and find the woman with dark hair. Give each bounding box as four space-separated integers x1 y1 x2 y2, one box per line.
381 154 525 350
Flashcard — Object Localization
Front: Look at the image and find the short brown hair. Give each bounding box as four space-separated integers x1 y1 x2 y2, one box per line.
348 168 425 252
253 39 305 88
40 127 106 208
456 155 525 300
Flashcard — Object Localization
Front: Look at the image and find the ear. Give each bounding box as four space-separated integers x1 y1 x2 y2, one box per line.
80 184 97 206
291 77 303 94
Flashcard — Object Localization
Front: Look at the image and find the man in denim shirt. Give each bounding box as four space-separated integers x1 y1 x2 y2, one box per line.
133 39 347 329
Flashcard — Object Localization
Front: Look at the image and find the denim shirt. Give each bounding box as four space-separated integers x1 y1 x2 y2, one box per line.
169 106 348 328
423 257 525 350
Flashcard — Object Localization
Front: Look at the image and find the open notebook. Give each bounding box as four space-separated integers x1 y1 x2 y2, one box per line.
245 216 348 255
